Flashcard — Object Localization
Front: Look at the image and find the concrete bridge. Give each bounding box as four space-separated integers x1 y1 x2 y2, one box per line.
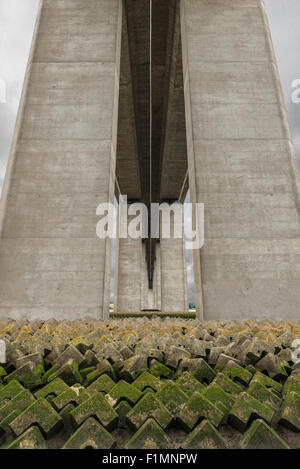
0 0 300 321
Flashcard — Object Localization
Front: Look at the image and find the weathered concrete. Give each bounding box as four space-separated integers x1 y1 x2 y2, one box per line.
181 0 300 320
160 205 188 312
0 0 123 320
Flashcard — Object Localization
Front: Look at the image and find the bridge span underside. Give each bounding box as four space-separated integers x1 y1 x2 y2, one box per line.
0 0 300 320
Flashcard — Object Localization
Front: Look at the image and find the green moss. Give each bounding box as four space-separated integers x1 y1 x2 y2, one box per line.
9 398 62 439
0 380 24 401
228 392 275 433
107 380 143 407
149 361 173 379
241 419 289 449
223 365 252 386
87 374 115 396
52 385 90 411
156 381 189 415
125 418 170 449
176 372 205 396
212 373 243 397
70 393 118 431
63 417 116 449
132 371 163 393
182 419 226 449
203 382 235 414
177 391 224 430
6 426 46 449
247 380 281 410
34 377 69 400
0 389 35 422
279 391 300 432
127 390 172 431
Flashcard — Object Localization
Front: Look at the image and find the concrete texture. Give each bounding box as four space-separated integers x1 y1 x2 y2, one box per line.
0 0 123 320
181 0 300 320
114 204 188 313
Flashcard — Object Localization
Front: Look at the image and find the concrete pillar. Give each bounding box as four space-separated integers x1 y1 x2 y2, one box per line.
0 0 123 320
114 204 162 312
181 0 300 320
160 204 188 312
114 206 143 312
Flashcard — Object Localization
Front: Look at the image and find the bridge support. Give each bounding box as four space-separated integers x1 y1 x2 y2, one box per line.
181 0 300 320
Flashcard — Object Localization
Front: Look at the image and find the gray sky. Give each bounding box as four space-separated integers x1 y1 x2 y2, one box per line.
0 0 300 304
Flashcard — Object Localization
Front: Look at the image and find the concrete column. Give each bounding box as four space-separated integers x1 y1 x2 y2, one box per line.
114 206 143 312
160 204 188 312
0 0 123 320
114 206 162 312
181 0 300 320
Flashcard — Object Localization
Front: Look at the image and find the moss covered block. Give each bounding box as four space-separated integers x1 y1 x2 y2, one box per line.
48 359 83 386
182 419 226 449
283 375 300 397
126 391 172 431
176 372 205 396
125 418 170 449
80 366 96 379
247 380 281 410
203 382 235 415
132 371 163 393
4 362 44 390
83 369 102 386
179 358 215 384
34 377 69 400
212 373 243 397
9 397 62 438
52 385 90 411
0 366 7 381
87 374 115 396
70 393 118 431
245 365 257 376
54 345 84 368
241 419 289 449
228 392 275 433
149 360 173 379
63 417 116 449
0 380 24 402
279 391 300 432
177 391 224 431
156 381 189 415
119 355 148 381
106 380 143 407
59 403 76 433
223 364 252 386
6 426 46 449
41 365 60 384
0 389 35 423
250 371 282 395
115 400 132 426
20 364 44 390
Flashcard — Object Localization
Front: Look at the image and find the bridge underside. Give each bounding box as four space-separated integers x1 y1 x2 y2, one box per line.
0 0 300 320
116 0 188 294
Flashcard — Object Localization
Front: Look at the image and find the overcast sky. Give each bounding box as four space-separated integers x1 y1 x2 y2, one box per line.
0 0 300 304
